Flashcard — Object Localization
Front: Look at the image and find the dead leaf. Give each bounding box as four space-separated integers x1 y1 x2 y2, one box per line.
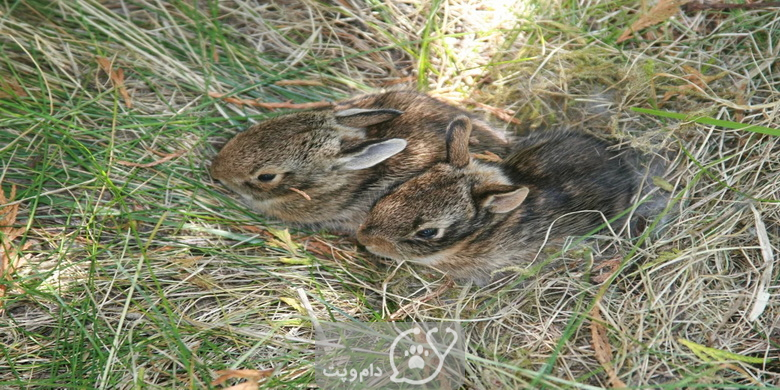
617 0 693 43
208 92 332 110
237 225 267 235
0 185 22 239
211 369 273 389
0 184 32 315
0 77 28 99
96 56 132 108
592 259 622 284
305 239 335 258
590 306 627 388
289 187 311 201
115 149 186 168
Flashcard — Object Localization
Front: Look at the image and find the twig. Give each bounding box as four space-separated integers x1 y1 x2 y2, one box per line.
289 187 312 201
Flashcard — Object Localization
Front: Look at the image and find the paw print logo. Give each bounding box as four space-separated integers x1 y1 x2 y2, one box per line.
405 344 429 369
389 325 458 385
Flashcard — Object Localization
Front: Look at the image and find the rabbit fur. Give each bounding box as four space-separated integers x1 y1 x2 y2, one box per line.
357 116 637 285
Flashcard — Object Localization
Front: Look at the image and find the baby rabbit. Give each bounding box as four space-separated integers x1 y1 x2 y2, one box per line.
357 116 637 285
209 91 511 233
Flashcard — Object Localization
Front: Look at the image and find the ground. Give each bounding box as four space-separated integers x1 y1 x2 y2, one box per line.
0 0 778 389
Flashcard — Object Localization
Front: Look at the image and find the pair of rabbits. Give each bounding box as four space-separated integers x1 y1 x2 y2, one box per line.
210 91 637 284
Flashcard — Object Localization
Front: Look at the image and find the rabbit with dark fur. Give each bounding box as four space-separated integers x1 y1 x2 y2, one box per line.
210 91 511 233
357 116 637 285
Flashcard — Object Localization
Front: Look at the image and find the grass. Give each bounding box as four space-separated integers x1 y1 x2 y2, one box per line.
1 0 778 388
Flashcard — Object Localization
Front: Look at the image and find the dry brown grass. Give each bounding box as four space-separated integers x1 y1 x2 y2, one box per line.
1 0 778 388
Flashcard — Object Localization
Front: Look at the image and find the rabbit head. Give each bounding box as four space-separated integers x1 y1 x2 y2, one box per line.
357 116 530 270
210 108 408 229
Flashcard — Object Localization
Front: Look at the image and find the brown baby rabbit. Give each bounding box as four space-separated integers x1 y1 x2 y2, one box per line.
209 91 511 233
357 116 637 285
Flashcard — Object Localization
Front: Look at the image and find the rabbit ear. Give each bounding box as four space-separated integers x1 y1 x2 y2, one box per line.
477 185 530 214
334 108 403 128
446 116 472 168
336 138 407 170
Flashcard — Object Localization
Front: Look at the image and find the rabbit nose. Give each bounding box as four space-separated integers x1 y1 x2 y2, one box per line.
356 228 376 246
357 229 391 251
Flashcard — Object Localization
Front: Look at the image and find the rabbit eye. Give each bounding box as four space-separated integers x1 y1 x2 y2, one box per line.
414 228 439 240
257 173 277 182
